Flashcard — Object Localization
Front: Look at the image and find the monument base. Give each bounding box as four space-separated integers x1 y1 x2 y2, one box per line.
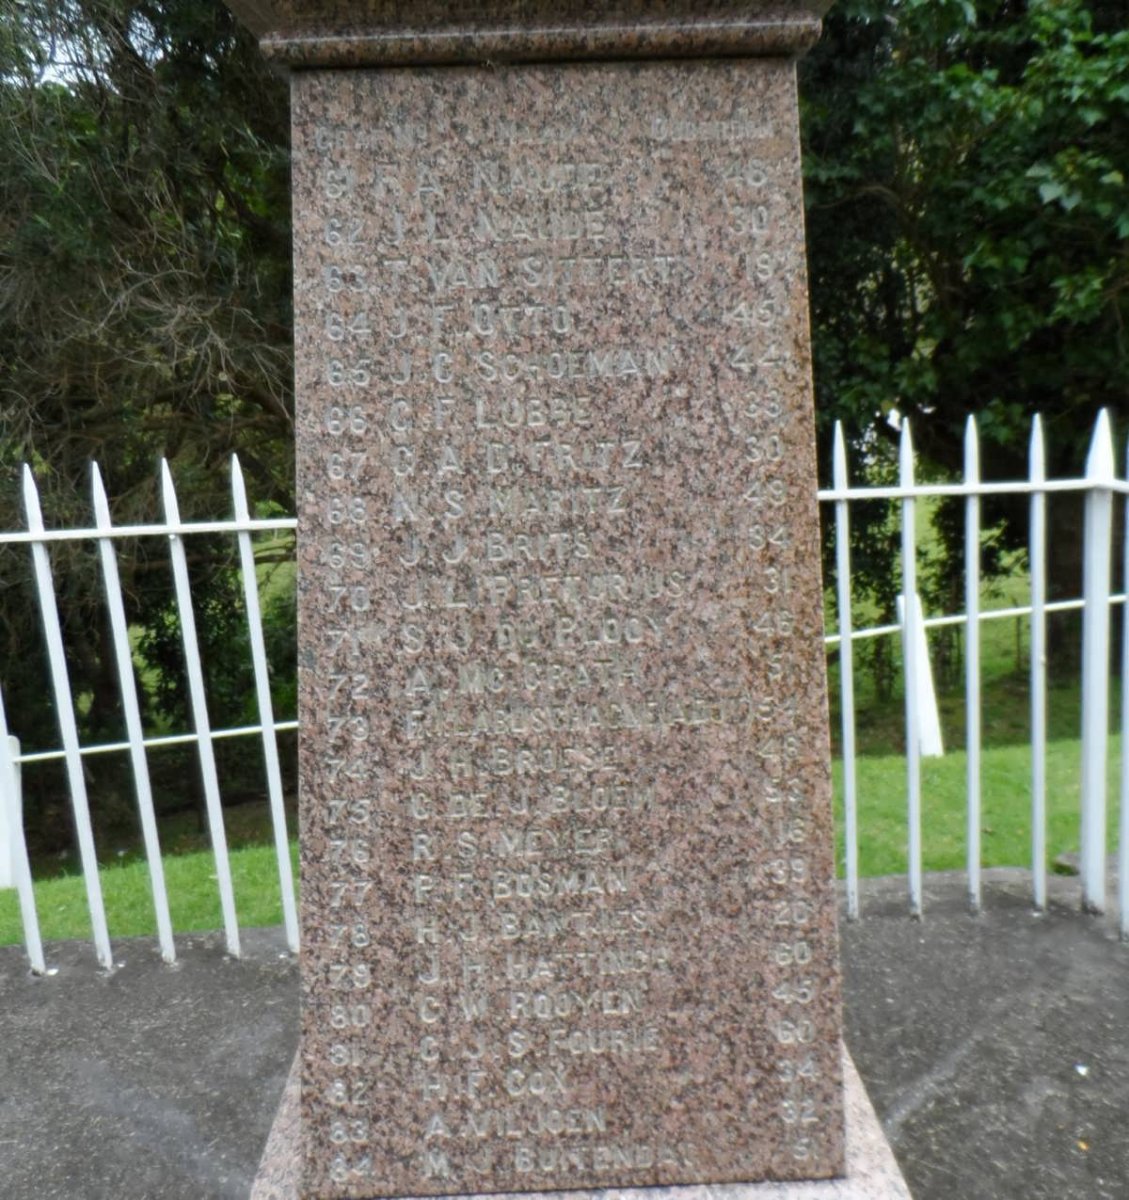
250 1046 911 1200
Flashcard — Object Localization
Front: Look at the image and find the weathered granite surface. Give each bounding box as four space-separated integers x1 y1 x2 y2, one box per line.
253 1049 907 1200
226 2 833 66
290 52 843 1198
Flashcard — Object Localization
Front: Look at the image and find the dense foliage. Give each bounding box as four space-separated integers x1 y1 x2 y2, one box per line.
801 0 1129 617
0 0 294 852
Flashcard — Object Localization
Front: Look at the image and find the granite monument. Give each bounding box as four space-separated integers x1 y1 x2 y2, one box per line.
229 5 910 1198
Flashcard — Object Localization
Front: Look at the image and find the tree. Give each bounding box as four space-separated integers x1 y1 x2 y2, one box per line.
801 0 1129 630
0 0 294 854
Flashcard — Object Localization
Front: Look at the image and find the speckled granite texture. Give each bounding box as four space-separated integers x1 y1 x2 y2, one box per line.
252 1049 908 1200
226 2 832 66
287 53 845 1198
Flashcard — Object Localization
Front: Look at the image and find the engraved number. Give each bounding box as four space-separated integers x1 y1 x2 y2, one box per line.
330 1003 371 1029
329 962 372 990
773 978 815 1006
323 169 352 200
329 923 371 950
327 540 371 569
777 1055 820 1082
326 796 372 823
746 433 784 464
764 857 808 885
329 585 370 613
329 837 372 867
775 1018 816 1046
326 311 372 341
743 477 787 506
325 217 365 247
328 1077 371 1105
781 1099 819 1125
325 264 367 294
330 1117 371 1144
327 359 372 388
776 817 808 846
774 941 813 967
746 387 784 421
726 201 769 237
329 1042 365 1068
326 405 367 435
774 900 812 927
328 496 367 526
330 1153 373 1183
747 524 790 551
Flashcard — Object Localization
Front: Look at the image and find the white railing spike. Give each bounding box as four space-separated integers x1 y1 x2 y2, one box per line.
1080 411 1114 913
22 465 113 969
91 464 176 963
1120 432 1129 941
899 416 914 478
1029 416 1048 911
965 416 982 913
899 420 923 916
832 423 859 919
0 703 44 973
160 458 178 521
895 594 943 757
832 421 848 483
1086 407 1116 481
161 459 242 957
231 454 299 954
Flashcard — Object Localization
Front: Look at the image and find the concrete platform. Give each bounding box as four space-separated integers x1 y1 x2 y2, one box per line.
0 870 1127 1199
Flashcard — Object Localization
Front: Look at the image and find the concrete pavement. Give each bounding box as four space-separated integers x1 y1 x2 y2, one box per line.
1 870 1126 1199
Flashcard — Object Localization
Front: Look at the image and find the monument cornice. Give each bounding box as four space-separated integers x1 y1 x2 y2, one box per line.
226 2 834 67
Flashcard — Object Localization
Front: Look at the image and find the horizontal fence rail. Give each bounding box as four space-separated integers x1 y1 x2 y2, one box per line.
1 409 1127 973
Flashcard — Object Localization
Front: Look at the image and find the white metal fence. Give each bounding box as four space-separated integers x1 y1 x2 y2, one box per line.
825 410 1128 931
0 458 298 973
1 411 1127 974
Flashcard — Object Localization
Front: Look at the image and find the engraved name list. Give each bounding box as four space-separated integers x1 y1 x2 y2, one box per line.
293 61 843 1200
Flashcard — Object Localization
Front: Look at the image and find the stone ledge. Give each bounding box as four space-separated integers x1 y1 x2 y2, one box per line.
225 3 832 67
251 1046 911 1200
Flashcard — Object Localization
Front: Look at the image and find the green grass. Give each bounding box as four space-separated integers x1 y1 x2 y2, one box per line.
832 734 1123 878
820 531 1124 880
0 841 299 946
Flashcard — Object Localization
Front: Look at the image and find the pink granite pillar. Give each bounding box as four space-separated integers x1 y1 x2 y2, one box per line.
223 6 898 1199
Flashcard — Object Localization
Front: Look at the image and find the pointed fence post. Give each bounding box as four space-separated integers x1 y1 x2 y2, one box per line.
23 467 113 969
1120 435 1129 941
900 421 923 916
0 734 14 891
92 466 176 964
832 424 859 920
1029 417 1048 911
231 455 299 954
965 417 982 913
0 711 44 973
161 461 242 957
1080 410 1114 914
